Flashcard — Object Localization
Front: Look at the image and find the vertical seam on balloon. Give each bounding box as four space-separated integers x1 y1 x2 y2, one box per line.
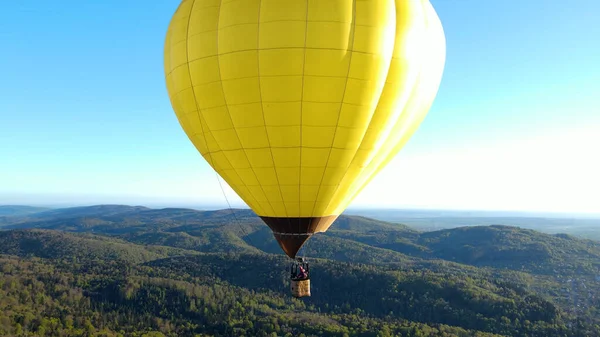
214 0 279 216
337 0 434 213
299 0 310 222
339 76 423 213
254 0 290 220
184 0 212 167
322 0 405 216
184 0 261 248
341 70 425 212
183 0 257 213
309 0 357 217
186 0 266 215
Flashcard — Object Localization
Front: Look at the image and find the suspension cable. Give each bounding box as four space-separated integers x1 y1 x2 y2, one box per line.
213 171 256 250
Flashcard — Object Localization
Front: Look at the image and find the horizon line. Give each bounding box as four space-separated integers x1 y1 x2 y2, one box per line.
2 203 599 219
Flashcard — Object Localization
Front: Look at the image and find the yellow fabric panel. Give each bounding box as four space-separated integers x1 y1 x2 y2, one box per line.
260 21 306 49
269 202 286 215
305 50 351 78
218 51 258 80
306 22 352 50
254 167 279 185
272 148 300 168
302 148 330 167
280 186 300 202
260 0 307 22
194 82 225 109
218 25 258 54
267 126 301 147
285 203 300 215
223 149 250 168
228 103 263 127
244 148 273 168
235 126 269 148
303 77 347 103
276 167 300 185
261 76 303 102
308 0 353 23
302 102 340 126
263 102 301 126
259 49 305 76
301 167 326 185
262 185 282 202
202 106 232 130
219 0 259 28
302 127 336 148
164 0 446 222
188 57 220 85
187 32 218 60
221 78 261 104
188 6 219 36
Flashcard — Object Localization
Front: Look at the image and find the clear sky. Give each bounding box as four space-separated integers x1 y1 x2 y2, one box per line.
1 1 599 214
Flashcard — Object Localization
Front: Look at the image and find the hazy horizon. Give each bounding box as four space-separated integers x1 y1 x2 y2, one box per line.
2 199 599 220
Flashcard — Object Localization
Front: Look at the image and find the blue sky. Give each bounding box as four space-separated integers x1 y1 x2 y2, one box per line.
1 0 599 214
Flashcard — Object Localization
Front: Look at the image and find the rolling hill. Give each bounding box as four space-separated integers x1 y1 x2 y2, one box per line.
0 229 198 264
3 205 600 277
1 204 599 336
0 205 49 216
0 229 589 337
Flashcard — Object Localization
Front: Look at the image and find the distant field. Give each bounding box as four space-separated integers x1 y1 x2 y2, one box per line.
345 209 600 240
2 204 599 240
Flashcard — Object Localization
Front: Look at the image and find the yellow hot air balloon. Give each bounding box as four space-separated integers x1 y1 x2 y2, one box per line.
164 0 446 259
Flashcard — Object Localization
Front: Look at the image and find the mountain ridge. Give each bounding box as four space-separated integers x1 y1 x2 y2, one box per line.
3 205 599 276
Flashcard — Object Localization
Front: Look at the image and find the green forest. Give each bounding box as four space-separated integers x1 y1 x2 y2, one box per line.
0 205 599 336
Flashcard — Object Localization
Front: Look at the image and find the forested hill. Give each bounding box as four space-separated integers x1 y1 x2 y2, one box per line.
0 205 599 336
0 229 594 337
3 205 599 276
0 205 49 217
0 230 198 263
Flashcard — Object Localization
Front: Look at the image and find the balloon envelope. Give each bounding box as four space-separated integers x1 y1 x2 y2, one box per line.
164 0 446 257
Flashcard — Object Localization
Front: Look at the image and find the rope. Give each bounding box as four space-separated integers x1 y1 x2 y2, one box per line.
213 171 256 250
304 232 312 258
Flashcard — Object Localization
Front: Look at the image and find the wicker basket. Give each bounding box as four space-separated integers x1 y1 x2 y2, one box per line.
291 279 311 298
